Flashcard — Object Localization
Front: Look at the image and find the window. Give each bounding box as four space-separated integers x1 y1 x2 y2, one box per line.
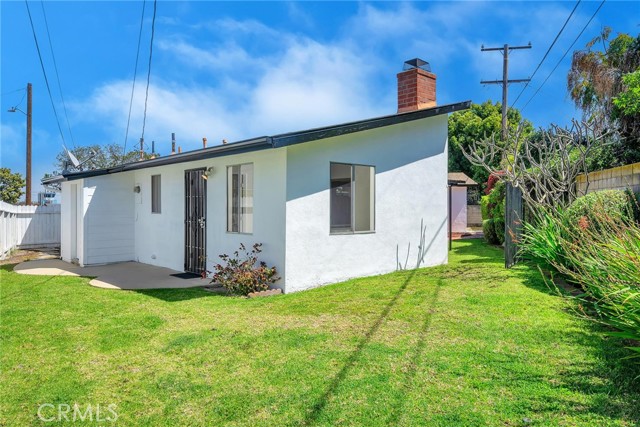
330 163 375 233
227 163 253 233
151 175 161 213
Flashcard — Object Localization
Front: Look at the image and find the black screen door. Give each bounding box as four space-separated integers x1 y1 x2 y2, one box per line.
184 168 207 274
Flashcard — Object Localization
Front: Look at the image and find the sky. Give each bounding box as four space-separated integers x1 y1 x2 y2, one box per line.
1 1 638 201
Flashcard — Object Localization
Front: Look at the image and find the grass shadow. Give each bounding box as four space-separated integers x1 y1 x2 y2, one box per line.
385 278 443 425
452 239 640 419
474 329 640 421
133 287 223 302
0 264 17 272
303 269 418 425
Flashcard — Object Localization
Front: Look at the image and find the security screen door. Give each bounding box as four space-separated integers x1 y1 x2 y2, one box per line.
184 168 207 274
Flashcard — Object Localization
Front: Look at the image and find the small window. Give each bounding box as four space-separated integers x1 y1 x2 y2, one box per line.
330 163 375 233
151 175 161 213
227 164 253 233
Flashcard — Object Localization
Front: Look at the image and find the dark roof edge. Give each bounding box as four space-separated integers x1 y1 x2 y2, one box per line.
271 101 471 147
41 175 66 185
56 100 471 183
60 137 271 181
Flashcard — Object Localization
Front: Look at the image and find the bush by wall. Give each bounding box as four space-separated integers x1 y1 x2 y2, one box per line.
481 180 506 244
565 189 634 232
520 199 640 363
483 219 499 245
210 243 279 296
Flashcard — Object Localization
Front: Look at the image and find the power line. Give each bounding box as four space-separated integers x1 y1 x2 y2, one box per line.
24 0 66 146
40 0 76 148
2 87 26 96
511 0 581 109
521 0 606 112
140 0 157 143
123 0 146 155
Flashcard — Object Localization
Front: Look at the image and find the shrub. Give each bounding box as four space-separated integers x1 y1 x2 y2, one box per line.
481 180 506 243
483 219 499 245
484 172 502 195
521 210 640 362
480 195 490 220
557 216 640 360
565 189 634 233
520 211 567 270
625 188 640 223
494 217 505 245
210 243 279 296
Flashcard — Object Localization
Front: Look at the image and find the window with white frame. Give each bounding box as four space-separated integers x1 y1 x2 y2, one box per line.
151 174 161 213
227 163 253 233
330 162 375 233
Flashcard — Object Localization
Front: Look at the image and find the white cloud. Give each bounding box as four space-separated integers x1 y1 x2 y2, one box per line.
247 39 387 134
286 2 315 30
75 14 398 151
72 1 596 154
157 39 255 71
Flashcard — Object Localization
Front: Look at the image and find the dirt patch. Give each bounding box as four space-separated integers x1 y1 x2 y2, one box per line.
0 248 60 266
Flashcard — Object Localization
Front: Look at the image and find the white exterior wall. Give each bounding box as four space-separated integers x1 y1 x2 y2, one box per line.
60 180 84 264
284 115 449 292
83 173 135 265
132 150 287 286
450 186 467 232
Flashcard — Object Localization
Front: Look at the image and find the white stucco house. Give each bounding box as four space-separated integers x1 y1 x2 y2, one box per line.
44 59 469 293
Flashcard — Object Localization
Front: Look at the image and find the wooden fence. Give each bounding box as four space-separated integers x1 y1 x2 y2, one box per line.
0 201 61 260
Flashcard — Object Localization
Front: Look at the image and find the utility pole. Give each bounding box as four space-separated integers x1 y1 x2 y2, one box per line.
481 44 531 140
26 83 33 205
7 83 33 204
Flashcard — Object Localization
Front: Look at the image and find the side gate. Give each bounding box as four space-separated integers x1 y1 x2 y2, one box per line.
505 182 523 268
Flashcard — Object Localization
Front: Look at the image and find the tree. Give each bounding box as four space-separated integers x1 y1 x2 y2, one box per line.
0 168 26 204
448 101 532 189
567 27 640 165
54 143 150 173
461 120 608 213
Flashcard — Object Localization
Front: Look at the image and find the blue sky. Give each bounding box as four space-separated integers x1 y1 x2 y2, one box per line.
1 1 638 201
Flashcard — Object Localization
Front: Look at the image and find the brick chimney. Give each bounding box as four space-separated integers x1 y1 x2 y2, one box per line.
397 58 436 113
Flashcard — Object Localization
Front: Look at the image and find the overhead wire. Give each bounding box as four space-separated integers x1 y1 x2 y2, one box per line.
24 0 67 146
2 87 26 97
520 0 606 112
123 0 146 156
40 0 76 148
140 0 157 143
511 0 581 109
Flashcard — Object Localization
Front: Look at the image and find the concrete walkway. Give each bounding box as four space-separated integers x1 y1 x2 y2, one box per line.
13 259 206 290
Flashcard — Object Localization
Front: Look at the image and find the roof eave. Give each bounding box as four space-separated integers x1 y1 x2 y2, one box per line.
271 101 471 147
62 136 272 181
57 100 471 182
41 175 67 185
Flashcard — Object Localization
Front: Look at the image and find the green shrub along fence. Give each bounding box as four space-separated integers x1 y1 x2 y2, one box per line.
520 189 640 362
481 180 505 246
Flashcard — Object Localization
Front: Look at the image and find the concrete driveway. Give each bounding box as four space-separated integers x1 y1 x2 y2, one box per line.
13 259 206 290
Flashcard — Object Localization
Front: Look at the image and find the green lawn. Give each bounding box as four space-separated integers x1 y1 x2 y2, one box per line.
1 240 639 426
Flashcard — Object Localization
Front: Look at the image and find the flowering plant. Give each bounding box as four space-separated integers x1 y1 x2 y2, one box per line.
210 243 279 295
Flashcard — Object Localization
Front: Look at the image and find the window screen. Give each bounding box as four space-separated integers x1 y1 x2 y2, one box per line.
227 163 253 233
330 163 375 233
151 175 161 213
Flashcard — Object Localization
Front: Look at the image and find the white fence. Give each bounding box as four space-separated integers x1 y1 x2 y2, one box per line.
0 201 61 260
